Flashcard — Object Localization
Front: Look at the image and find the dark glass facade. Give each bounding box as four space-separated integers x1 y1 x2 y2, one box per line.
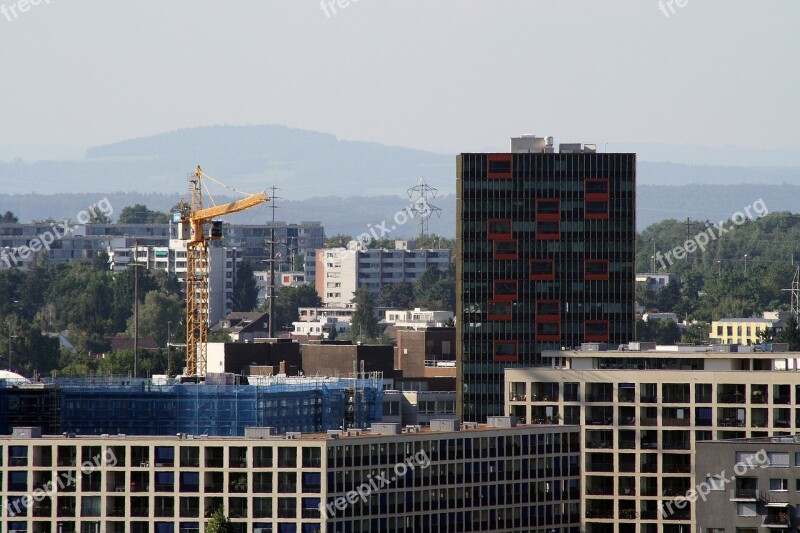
456 152 636 421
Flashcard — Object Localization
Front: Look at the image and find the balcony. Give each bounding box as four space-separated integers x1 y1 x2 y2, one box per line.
586 394 613 403
730 488 760 501
586 508 615 519
662 418 691 427
763 513 791 528
718 418 746 427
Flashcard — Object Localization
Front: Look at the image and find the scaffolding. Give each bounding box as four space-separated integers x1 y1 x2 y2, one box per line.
0 375 383 437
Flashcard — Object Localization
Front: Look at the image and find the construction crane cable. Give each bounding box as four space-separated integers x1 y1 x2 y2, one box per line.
198 170 255 198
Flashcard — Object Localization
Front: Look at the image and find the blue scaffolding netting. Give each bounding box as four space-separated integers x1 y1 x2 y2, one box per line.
0 375 383 436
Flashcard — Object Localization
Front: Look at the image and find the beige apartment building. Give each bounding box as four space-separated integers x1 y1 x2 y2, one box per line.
504 344 800 533
0 421 580 533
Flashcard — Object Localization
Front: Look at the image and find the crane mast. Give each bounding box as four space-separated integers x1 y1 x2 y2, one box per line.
179 166 269 378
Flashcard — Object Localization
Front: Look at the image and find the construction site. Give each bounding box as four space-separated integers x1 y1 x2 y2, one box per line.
0 373 384 436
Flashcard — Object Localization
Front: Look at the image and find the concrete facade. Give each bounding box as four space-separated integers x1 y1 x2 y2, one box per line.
395 328 456 379
505 346 800 533
0 421 581 532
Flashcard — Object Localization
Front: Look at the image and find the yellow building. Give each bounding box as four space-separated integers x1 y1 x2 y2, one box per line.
710 318 775 345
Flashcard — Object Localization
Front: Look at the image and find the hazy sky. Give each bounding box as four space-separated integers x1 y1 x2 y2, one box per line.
1 0 798 155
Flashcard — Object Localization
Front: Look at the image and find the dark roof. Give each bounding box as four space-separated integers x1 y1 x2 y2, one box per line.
211 312 269 333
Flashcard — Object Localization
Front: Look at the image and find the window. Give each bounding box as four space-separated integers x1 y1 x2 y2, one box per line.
536 221 560 239
767 452 790 467
493 280 518 301
487 301 512 321
585 201 609 218
585 179 608 194
493 340 518 362
530 259 555 280
418 401 435 415
487 219 512 239
536 199 560 220
536 300 560 317
585 178 609 219
493 240 518 260
585 320 609 341
487 154 512 179
536 322 560 341
737 503 757 516
769 478 788 491
707 529 725 533
383 402 399 416
585 260 609 280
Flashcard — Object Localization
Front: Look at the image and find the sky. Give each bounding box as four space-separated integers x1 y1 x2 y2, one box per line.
0 0 798 156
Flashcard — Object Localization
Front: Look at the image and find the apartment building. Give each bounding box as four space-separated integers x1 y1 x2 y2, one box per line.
504 344 800 533
696 434 800 533
384 309 454 329
225 222 324 267
710 311 792 346
0 223 172 269
381 391 457 426
456 135 636 421
109 240 242 325
315 241 450 306
0 420 581 533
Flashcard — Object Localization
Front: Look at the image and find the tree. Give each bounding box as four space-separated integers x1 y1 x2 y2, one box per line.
230 260 259 312
207 507 233 533
350 287 379 341
377 282 415 309
654 320 682 345
269 284 322 331
118 204 171 224
126 291 183 346
776 316 800 350
3 316 61 376
324 234 352 248
1 211 19 223
683 322 710 344
87 210 112 224
413 266 455 311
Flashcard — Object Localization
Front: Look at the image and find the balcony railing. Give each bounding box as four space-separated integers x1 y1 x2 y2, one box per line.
662 418 691 426
586 394 613 403
718 418 746 427
763 514 791 528
586 508 615 519
730 488 760 501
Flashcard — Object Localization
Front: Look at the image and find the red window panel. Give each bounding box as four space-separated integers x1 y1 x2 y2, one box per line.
536 300 560 322
530 259 555 280
493 280 519 301
493 240 518 260
585 259 610 280
585 320 610 342
493 340 518 362
487 301 512 321
487 154 513 179
536 220 560 240
487 219 513 240
536 322 561 342
536 199 561 221
585 200 609 219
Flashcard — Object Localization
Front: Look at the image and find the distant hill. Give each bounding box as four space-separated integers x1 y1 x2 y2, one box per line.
0 125 454 198
1 125 799 234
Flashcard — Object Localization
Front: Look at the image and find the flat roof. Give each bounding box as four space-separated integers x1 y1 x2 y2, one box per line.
0 424 580 443
542 349 800 359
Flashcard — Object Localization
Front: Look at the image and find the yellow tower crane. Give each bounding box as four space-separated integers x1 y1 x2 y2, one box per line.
178 166 269 378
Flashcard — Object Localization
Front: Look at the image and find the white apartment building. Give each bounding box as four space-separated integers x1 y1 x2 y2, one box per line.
292 317 350 339
505 344 800 533
0 421 581 533
108 240 242 324
314 241 450 306
384 308 454 329
254 270 307 306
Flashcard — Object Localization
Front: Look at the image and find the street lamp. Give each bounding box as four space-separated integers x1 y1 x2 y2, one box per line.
744 254 748 276
718 260 721 278
7 331 18 372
